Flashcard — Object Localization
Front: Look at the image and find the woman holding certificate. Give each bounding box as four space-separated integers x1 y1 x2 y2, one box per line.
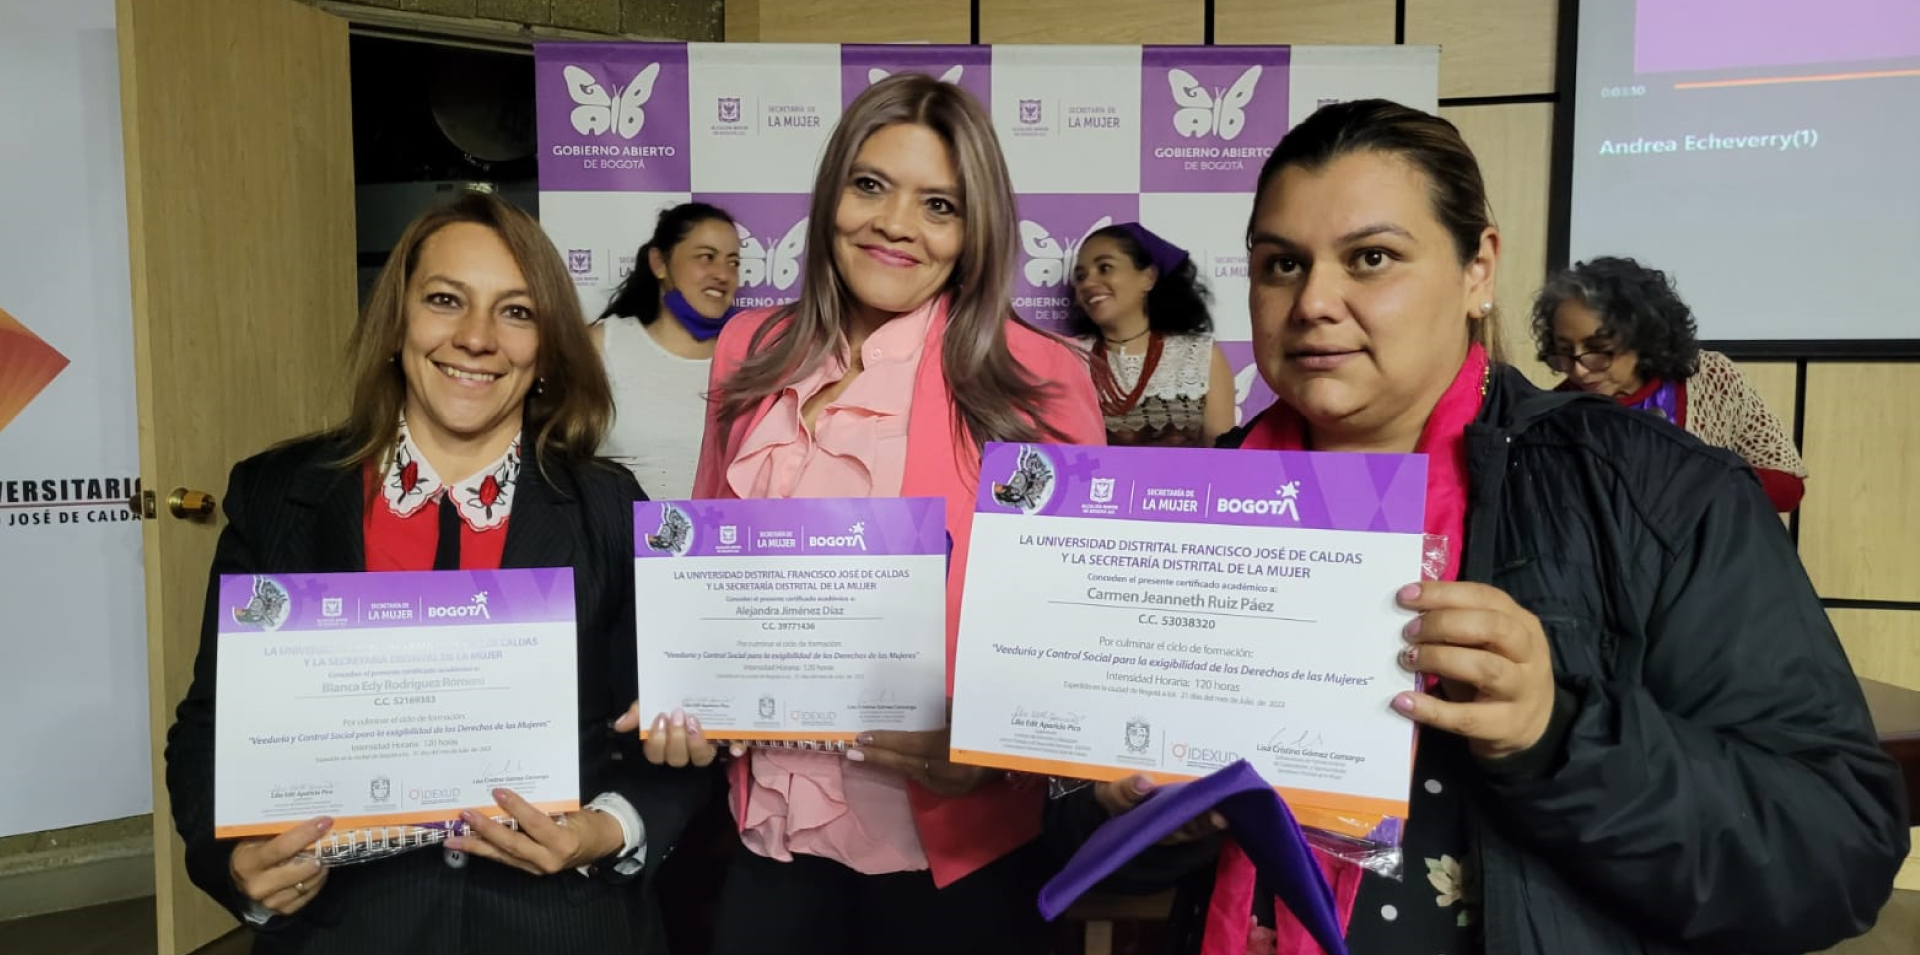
1048 100 1907 954
164 192 711 955
617 73 1103 954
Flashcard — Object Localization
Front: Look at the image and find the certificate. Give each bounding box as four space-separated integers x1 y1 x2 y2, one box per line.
213 569 580 838
633 497 949 742
950 443 1427 836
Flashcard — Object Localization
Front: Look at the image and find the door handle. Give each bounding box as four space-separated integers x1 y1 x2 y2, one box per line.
168 487 216 520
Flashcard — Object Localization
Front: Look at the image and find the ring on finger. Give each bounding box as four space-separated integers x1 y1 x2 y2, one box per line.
294 880 307 894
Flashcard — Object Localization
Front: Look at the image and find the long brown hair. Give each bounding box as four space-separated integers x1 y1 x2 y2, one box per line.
1248 99 1507 362
714 73 1075 455
334 191 612 474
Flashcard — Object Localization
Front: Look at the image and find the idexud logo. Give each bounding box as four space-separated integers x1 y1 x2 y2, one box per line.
1169 741 1242 771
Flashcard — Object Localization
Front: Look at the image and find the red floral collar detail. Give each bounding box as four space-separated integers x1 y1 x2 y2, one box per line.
382 418 520 532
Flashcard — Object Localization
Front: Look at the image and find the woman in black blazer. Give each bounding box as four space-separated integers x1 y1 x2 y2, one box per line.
164 192 712 955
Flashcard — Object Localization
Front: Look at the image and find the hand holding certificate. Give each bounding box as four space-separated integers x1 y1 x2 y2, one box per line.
213 569 581 865
950 442 1430 854
631 497 950 751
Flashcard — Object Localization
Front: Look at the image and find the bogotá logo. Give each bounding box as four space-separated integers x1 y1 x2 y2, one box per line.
0 306 70 434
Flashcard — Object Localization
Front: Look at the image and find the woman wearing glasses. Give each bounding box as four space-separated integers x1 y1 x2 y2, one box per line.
1533 256 1807 512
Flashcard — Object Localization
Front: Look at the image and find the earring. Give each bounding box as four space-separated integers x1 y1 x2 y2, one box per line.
534 377 547 396
1479 301 1494 318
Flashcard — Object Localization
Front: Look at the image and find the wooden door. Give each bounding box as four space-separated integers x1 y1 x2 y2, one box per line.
117 0 357 950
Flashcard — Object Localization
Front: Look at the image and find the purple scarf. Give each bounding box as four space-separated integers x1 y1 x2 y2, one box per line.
663 289 739 342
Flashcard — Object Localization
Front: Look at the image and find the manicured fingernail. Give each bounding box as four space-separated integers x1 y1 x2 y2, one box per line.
315 817 334 833
1391 693 1416 715
686 715 702 733
670 708 686 727
1399 645 1418 669
845 749 866 762
731 744 747 757
1132 776 1153 795
854 733 873 745
1403 616 1421 638
1397 583 1421 603
444 837 465 851
460 810 477 824
493 788 509 803
652 714 667 732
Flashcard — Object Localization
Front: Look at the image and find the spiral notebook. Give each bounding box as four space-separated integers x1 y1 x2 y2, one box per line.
632 498 954 754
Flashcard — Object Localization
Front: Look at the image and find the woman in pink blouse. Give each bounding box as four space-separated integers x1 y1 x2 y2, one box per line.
617 73 1103 954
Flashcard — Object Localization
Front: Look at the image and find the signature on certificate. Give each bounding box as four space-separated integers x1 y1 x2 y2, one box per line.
1011 705 1087 730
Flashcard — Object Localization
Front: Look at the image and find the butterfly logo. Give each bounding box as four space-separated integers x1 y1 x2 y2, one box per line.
867 65 964 86
738 219 808 291
1168 65 1262 141
563 62 662 139
1019 215 1113 289
1232 363 1262 425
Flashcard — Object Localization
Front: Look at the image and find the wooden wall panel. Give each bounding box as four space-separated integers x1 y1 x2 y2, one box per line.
726 0 970 43
978 0 1202 45
1406 0 1559 98
1800 364 1920 603
1214 0 1396 46
1830 609 1920 692
1442 102 1553 385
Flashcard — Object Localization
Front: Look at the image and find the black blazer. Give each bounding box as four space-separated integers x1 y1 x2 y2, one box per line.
164 434 714 955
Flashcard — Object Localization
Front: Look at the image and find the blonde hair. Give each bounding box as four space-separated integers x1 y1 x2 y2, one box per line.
334 191 611 473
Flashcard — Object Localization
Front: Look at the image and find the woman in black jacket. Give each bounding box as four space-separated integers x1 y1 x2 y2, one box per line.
164 192 712 955
1045 100 1908 955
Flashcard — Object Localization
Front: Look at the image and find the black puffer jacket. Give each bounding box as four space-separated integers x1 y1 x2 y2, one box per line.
1045 365 1908 955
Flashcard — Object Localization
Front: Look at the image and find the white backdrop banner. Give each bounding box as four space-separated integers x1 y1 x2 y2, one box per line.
534 41 1437 427
0 0 150 835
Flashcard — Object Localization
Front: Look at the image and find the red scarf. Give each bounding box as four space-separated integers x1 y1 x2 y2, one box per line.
1202 343 1489 955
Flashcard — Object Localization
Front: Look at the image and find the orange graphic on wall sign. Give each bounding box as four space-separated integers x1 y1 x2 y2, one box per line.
0 306 71 434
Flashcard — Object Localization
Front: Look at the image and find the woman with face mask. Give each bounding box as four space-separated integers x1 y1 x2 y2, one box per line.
1067 222 1237 447
593 202 744 500
164 192 711 955
1531 256 1807 512
1042 99 1905 955
616 72 1104 955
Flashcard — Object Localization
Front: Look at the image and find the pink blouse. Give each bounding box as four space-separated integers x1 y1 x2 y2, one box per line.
724 303 932 874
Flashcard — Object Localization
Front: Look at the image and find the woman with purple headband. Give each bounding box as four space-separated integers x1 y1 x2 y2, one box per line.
1067 222 1236 446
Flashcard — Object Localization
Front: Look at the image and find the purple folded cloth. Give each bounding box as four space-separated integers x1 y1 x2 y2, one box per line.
1039 760 1349 955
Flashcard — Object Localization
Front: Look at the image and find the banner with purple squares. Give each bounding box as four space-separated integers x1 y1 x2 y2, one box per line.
1140 46 1291 193
217 568 577 635
1012 193 1141 335
635 497 948 560
840 44 992 112
536 41 1436 421
696 191 813 311
536 43 690 193
974 442 1426 535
